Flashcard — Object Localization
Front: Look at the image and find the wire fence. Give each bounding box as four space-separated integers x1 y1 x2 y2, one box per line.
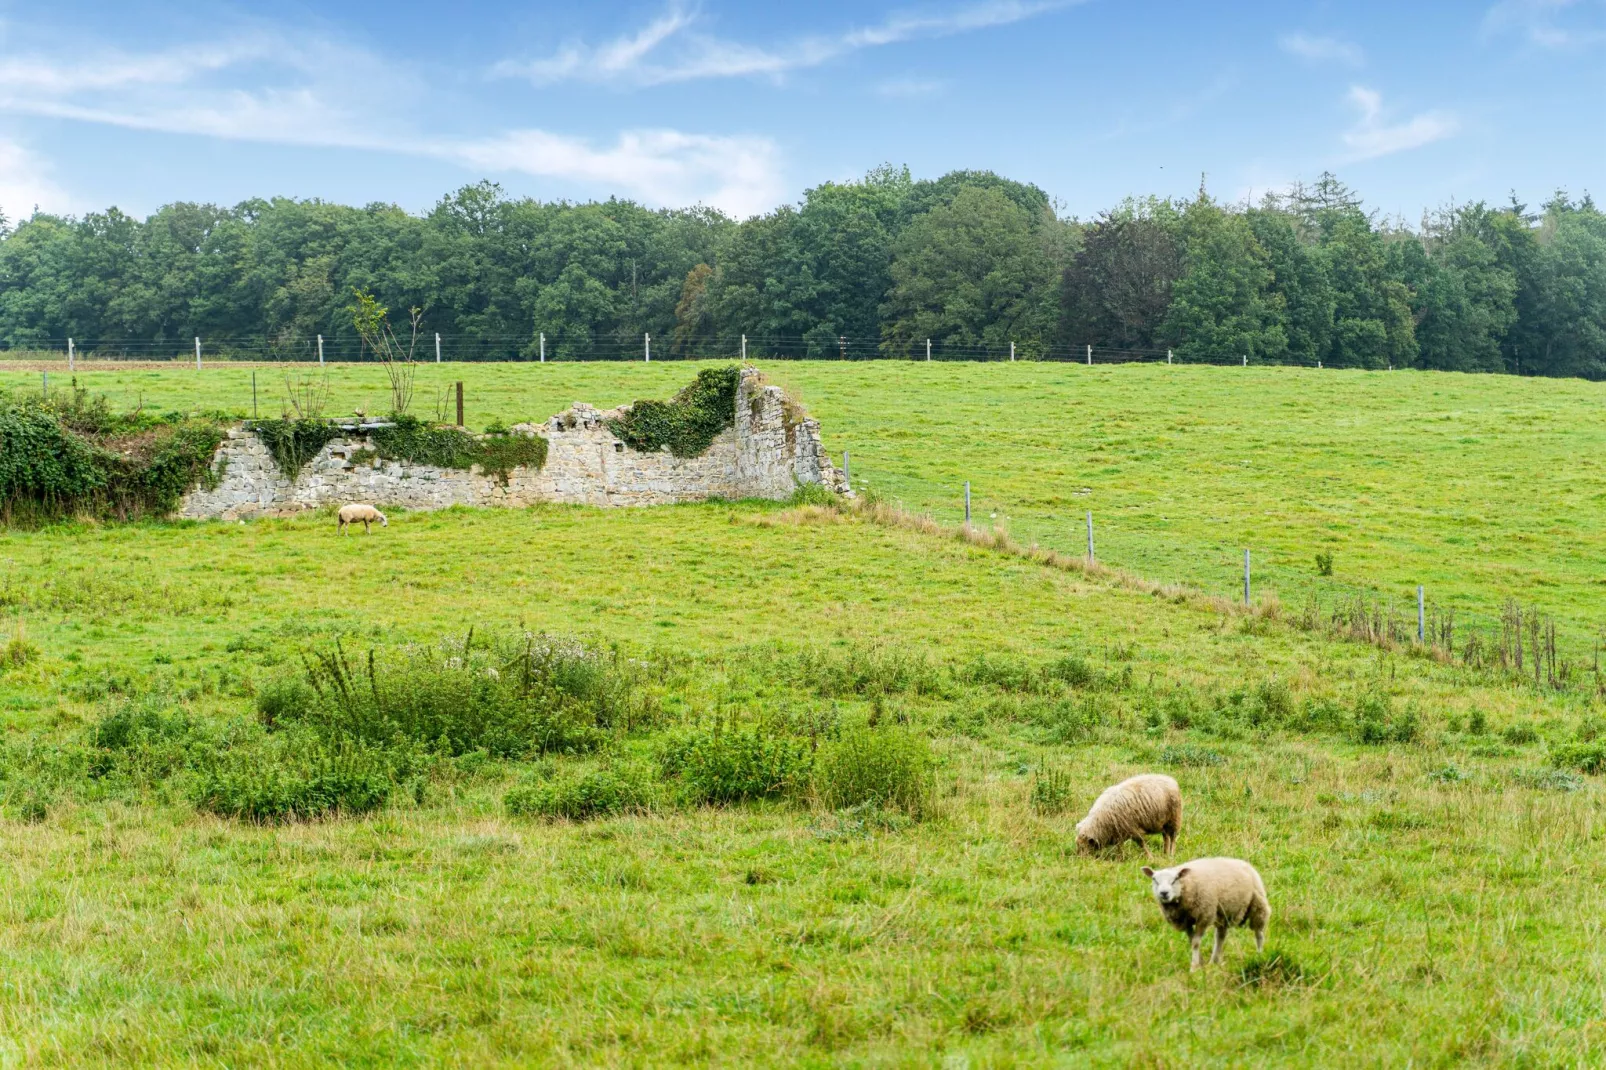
3 337 1592 689
868 469 1605 694
0 335 1389 369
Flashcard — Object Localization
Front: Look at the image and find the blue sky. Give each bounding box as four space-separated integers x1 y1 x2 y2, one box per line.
0 0 1601 224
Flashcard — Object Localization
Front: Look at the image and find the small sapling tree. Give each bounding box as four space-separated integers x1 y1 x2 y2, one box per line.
349 287 422 416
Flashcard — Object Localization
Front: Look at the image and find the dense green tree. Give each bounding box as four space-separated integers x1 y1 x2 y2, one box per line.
1162 196 1285 360
879 186 1063 356
1060 199 1183 350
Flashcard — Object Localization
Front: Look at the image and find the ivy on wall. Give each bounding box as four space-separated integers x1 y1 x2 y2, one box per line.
0 388 225 524
607 366 739 458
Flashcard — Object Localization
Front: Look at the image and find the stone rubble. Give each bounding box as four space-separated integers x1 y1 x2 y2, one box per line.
179 368 849 520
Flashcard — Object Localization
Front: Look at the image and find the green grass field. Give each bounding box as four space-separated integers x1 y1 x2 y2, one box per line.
3 362 1606 1065
7 358 1604 652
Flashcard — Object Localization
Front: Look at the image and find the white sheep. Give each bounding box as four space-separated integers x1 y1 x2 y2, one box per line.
337 503 388 535
1142 857 1270 970
1075 773 1182 857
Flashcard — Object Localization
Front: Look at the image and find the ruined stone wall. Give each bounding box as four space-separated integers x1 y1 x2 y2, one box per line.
179 369 846 520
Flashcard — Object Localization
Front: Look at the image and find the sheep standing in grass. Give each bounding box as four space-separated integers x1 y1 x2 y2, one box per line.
1075 773 1182 857
337 504 388 535
1142 857 1270 970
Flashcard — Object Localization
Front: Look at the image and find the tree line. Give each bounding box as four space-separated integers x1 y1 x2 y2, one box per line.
1 167 1602 376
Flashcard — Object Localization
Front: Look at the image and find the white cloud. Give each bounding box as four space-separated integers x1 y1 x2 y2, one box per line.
0 137 70 218
1341 85 1459 161
493 0 1074 87
438 129 784 218
1484 0 1606 48
1278 32 1363 65
0 27 783 215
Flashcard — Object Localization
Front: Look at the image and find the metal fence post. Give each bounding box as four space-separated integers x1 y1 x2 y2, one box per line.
317 334 324 365
1418 585 1425 643
1086 344 1092 366
1010 341 1015 362
195 336 202 370
1086 511 1095 563
435 332 441 363
645 333 651 362
843 450 850 486
964 481 971 527
67 338 74 372
540 332 545 362
1244 549 1251 605
926 338 931 362
741 334 747 361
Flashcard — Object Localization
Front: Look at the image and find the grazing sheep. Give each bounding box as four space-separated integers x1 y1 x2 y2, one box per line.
1075 773 1182 857
1142 857 1270 970
337 503 388 535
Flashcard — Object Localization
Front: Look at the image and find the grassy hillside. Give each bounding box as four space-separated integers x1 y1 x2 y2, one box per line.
0 499 1602 1065
5 360 1603 655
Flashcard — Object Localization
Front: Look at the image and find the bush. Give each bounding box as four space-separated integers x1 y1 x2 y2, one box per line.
1 388 225 523
1502 722 1540 745
607 366 739 457
1029 766 1074 814
265 632 645 757
1351 693 1418 745
189 729 393 821
658 719 813 804
1 621 38 669
1238 950 1307 989
1314 551 1334 577
789 482 838 507
813 724 936 820
1512 768 1585 792
504 762 655 821
1549 741 1606 775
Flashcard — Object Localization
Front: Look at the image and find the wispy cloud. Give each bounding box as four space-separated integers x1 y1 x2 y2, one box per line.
0 27 783 215
492 0 1074 87
440 129 783 218
1278 32 1364 65
875 76 947 98
1340 86 1459 161
0 137 70 217
1484 0 1606 48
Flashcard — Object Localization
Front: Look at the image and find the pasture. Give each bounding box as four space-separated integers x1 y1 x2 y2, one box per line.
6 358 1605 650
1 362 1605 1065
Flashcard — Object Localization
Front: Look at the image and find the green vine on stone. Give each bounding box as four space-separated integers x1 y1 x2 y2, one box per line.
0 386 225 525
252 420 343 481
369 415 547 486
607 366 739 458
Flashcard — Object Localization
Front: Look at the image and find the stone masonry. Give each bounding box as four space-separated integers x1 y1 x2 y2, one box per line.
178 369 848 520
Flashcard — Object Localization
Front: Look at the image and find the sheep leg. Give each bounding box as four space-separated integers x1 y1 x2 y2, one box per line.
1189 928 1203 971
1163 827 1176 856
1138 836 1153 860
363 519 371 534
1211 926 1228 965
1254 923 1266 953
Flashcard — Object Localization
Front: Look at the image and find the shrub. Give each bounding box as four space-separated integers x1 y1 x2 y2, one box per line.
1549 741 1606 775
789 482 838 507
658 719 813 804
1467 709 1489 735
1 388 225 523
504 762 655 821
1238 950 1307 989
1 620 38 669
1351 693 1418 745
1029 766 1074 814
1502 722 1540 745
189 730 393 821
607 366 739 457
813 724 936 820
267 632 644 757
